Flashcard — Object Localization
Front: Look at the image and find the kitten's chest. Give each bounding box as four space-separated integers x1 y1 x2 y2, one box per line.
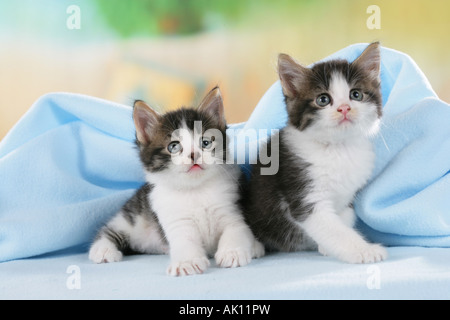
300 139 375 206
150 182 238 254
150 180 238 231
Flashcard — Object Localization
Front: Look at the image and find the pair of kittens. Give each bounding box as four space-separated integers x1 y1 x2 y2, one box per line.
89 42 387 276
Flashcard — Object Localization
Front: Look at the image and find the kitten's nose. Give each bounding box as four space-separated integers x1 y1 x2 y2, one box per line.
191 151 200 163
337 104 351 116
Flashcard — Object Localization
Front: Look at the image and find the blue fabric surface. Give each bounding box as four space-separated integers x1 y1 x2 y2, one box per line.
1 246 449 299
1 43 450 263
0 94 144 262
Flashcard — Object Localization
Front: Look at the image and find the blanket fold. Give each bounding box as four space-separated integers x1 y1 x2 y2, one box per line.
1 43 449 262
0 93 145 262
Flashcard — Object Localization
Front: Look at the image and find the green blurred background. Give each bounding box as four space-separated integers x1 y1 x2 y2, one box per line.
1 0 449 140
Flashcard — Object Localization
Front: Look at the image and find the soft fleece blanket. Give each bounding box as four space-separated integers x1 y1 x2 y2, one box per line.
1 43 449 263
1 247 449 299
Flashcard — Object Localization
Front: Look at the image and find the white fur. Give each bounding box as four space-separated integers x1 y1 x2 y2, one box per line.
283 73 387 263
149 164 264 276
128 215 169 254
89 237 123 263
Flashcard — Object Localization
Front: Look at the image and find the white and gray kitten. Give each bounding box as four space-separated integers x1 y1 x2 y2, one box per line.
89 87 264 276
244 42 387 263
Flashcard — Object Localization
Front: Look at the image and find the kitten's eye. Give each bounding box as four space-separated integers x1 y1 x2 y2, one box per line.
201 138 213 150
350 89 363 101
316 94 331 107
167 141 182 154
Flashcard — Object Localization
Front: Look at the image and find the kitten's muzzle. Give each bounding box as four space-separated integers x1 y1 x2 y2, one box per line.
188 164 203 172
337 104 351 116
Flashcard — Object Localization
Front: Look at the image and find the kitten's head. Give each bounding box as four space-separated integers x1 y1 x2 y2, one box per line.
133 87 228 188
278 42 382 141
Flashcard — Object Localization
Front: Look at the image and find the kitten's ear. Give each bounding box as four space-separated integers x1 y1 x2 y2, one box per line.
352 42 381 79
133 100 160 145
278 53 310 98
198 86 225 127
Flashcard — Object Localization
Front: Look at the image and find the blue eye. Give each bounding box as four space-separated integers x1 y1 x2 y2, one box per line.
167 141 182 154
201 138 213 150
350 89 363 101
316 94 331 107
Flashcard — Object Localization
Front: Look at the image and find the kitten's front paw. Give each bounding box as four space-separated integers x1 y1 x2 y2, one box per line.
340 243 387 264
318 245 329 256
89 239 123 263
215 247 252 268
167 257 210 276
253 240 265 259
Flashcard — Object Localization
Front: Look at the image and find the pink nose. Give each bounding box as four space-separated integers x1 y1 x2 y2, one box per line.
337 104 351 116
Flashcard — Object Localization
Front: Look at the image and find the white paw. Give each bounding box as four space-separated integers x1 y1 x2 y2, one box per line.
339 243 387 264
89 238 123 263
215 247 252 268
252 240 265 258
167 257 210 276
318 245 329 256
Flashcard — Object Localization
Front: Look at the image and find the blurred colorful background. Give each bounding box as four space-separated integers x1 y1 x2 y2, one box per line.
1 0 449 140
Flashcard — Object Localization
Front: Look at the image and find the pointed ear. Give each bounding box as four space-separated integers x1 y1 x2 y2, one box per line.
351 42 381 79
198 86 225 127
278 53 310 99
133 100 160 145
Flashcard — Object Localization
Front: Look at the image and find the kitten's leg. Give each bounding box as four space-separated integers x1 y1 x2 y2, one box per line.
128 215 169 255
164 222 210 276
89 213 129 263
215 219 265 268
338 205 356 227
89 211 167 263
301 202 387 263
318 205 356 256
252 239 266 259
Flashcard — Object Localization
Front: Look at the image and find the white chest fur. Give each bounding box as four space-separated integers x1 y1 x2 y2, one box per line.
149 175 241 255
284 126 375 211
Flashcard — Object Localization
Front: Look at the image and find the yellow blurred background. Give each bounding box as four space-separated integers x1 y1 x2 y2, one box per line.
1 0 449 141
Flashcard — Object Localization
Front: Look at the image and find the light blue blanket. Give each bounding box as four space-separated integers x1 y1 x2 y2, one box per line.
1 43 449 263
1 246 449 299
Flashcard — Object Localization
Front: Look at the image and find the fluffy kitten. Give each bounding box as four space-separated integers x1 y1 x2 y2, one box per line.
244 42 387 263
89 87 264 276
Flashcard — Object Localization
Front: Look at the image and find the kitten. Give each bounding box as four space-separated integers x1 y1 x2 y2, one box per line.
243 42 387 263
89 87 264 276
